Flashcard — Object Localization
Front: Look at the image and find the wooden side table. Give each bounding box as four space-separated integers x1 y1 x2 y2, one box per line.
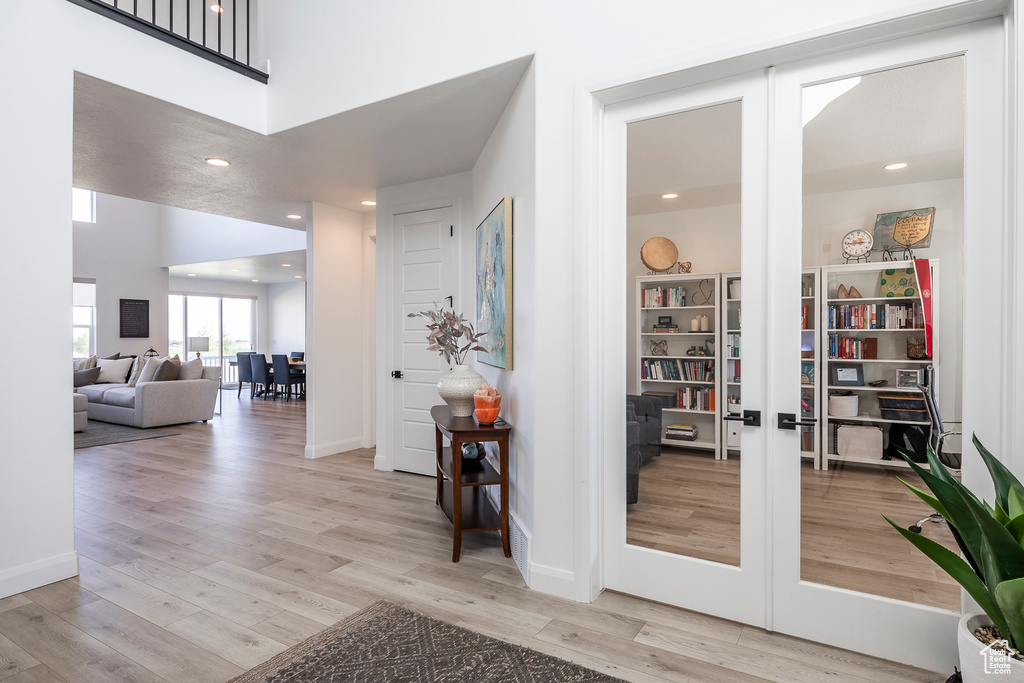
431 405 512 562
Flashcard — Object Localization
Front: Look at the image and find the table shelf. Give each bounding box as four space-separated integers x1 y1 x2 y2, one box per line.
437 446 500 487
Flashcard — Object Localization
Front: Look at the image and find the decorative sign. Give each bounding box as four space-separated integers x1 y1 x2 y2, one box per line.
119 298 150 338
873 207 935 251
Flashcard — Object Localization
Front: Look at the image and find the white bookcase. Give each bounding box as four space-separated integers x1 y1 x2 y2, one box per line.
800 268 822 467
819 260 938 470
721 273 742 457
635 273 722 458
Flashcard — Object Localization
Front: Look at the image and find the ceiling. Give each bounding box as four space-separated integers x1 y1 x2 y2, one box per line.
627 56 964 216
168 249 306 284
73 57 533 229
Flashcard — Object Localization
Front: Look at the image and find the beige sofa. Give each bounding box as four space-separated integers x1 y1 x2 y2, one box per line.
78 366 220 428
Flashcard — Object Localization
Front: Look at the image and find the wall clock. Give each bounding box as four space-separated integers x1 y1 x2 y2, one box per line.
841 229 873 263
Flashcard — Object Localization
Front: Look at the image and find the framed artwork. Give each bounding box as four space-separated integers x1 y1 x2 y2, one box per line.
476 197 513 369
119 298 149 338
896 368 923 389
830 363 864 387
873 207 935 252
800 362 815 385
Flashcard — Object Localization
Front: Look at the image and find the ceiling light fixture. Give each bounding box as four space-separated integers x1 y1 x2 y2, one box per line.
883 162 909 170
361 200 377 206
661 193 679 199
187 273 196 277
281 263 291 267
252 279 260 283
286 214 302 219
294 275 302 279
231 268 241 272
205 157 230 167
209 4 224 12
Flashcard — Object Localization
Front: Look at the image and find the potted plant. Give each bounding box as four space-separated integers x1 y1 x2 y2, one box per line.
885 435 1024 681
408 305 487 417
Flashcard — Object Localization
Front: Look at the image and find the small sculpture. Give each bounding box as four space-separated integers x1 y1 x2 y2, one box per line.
650 339 668 356
678 261 692 274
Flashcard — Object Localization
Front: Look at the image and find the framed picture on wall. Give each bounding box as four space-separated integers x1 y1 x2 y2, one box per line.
476 197 513 370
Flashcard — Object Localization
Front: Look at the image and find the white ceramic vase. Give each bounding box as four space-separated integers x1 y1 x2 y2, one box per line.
958 612 1024 682
437 364 485 417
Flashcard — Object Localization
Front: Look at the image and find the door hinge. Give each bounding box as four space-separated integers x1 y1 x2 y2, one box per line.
450 225 453 237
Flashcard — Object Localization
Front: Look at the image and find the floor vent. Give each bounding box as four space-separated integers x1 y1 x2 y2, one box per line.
510 514 530 584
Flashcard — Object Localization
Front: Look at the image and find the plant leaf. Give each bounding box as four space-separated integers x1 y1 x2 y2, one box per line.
1011 488 1024 521
975 433 1024 513
1006 514 1024 545
994 577 1024 650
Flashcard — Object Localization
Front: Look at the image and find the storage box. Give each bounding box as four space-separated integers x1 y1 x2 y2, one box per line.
828 394 859 417
837 424 884 459
641 391 678 409
880 408 928 422
877 392 925 410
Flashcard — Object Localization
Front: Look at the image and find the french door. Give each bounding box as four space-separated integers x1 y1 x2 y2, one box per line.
601 18 1005 671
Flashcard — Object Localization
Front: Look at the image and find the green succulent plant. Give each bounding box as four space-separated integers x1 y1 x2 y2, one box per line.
885 434 1024 650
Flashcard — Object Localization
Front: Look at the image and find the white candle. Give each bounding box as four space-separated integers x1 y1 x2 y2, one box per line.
691 317 699 331
700 315 709 331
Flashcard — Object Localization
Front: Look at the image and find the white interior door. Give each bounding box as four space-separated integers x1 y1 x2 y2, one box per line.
601 72 770 627
769 19 1005 671
392 206 454 476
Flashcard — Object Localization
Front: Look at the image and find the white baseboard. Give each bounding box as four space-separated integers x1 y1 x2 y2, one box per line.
304 436 364 459
373 452 392 471
528 561 577 600
0 551 79 600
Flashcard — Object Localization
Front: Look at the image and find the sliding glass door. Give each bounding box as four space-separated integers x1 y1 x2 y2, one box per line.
169 294 255 385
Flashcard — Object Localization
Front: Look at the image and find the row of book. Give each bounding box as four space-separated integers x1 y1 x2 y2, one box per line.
665 424 698 442
642 286 687 308
725 333 740 358
677 387 715 411
827 303 922 330
641 359 716 381
827 335 878 360
801 430 815 452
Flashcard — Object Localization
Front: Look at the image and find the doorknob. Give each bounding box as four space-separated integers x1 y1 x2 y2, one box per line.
722 410 761 427
444 295 453 308
391 370 403 379
777 412 817 430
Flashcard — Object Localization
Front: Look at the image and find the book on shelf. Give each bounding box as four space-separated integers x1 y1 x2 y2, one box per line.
642 286 687 308
827 302 922 330
652 324 679 332
802 304 808 330
676 386 715 411
665 423 698 441
827 335 879 360
725 333 740 357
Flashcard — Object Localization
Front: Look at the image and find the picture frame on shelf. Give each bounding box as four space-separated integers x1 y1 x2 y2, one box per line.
896 368 923 389
830 363 864 387
658 315 673 326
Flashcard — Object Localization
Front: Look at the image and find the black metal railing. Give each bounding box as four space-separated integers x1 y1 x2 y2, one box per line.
67 0 268 83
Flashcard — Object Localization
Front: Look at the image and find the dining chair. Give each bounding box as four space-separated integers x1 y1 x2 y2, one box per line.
236 351 254 398
272 354 304 401
250 354 275 400
289 352 304 360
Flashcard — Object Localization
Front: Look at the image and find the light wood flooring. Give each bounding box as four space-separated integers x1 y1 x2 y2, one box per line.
0 396 948 682
627 447 959 609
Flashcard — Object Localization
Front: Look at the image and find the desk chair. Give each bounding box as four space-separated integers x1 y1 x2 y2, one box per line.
909 365 962 533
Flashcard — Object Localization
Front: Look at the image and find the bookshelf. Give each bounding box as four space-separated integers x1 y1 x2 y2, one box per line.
800 269 822 467
819 260 938 471
635 273 722 457
722 273 741 458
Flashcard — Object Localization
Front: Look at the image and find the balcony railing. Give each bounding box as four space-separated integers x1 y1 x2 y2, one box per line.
67 0 268 83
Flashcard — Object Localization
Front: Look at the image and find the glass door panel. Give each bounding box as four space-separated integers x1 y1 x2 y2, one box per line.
222 298 255 386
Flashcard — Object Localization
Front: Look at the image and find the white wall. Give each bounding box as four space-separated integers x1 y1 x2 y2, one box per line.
74 193 169 357
168 277 271 357
268 282 306 354
306 202 369 458
161 206 306 266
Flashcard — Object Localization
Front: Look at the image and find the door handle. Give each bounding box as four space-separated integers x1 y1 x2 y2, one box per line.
444 295 453 308
391 370 403 379
722 410 760 427
778 413 817 430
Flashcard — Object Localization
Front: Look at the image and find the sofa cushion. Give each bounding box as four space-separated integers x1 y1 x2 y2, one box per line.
126 355 146 387
74 367 101 387
138 357 163 383
101 352 120 360
153 356 181 381
102 387 136 409
78 384 122 402
177 358 204 380
73 355 97 371
73 393 88 411
97 357 134 384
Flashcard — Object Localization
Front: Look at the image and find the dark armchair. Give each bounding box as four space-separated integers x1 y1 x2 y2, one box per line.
626 394 663 504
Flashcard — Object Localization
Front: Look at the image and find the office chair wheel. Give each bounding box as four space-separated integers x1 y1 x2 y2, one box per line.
909 525 922 533
909 513 944 534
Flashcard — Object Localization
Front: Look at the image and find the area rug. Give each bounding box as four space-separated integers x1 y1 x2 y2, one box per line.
229 600 626 683
74 421 179 449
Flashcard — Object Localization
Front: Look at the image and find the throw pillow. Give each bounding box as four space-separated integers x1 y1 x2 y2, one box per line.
152 356 181 382
96 357 134 384
137 357 163 384
101 352 120 360
73 355 97 371
126 355 147 388
73 367 101 388
177 357 204 380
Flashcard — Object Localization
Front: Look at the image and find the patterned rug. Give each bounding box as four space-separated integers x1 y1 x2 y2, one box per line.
74 421 179 449
229 601 626 683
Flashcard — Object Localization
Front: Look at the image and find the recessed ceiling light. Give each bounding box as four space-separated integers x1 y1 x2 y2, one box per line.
884 162 908 170
205 157 230 166
209 4 224 12
286 214 302 219
252 279 260 283
294 275 302 279
281 263 291 267
361 200 377 206
231 268 241 272
187 273 196 277
661 193 679 199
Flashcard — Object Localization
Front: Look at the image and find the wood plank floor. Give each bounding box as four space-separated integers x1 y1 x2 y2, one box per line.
627 447 960 609
0 396 948 682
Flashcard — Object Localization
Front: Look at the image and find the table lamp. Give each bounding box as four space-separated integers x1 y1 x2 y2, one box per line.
188 336 209 360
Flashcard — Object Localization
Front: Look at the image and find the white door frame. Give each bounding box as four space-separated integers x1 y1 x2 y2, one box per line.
577 2 1018 672
375 194 464 473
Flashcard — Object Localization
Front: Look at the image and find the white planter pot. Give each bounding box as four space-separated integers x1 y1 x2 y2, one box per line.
437 364 485 417
958 612 1024 682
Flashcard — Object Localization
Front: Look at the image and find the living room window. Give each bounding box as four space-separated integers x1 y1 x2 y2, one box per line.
72 188 96 223
73 280 96 358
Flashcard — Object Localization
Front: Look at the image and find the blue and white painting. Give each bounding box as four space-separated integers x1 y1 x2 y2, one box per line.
476 197 513 370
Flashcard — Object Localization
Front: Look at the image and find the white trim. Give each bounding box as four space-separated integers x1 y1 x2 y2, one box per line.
304 436 365 460
0 551 78 600
526 561 576 600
